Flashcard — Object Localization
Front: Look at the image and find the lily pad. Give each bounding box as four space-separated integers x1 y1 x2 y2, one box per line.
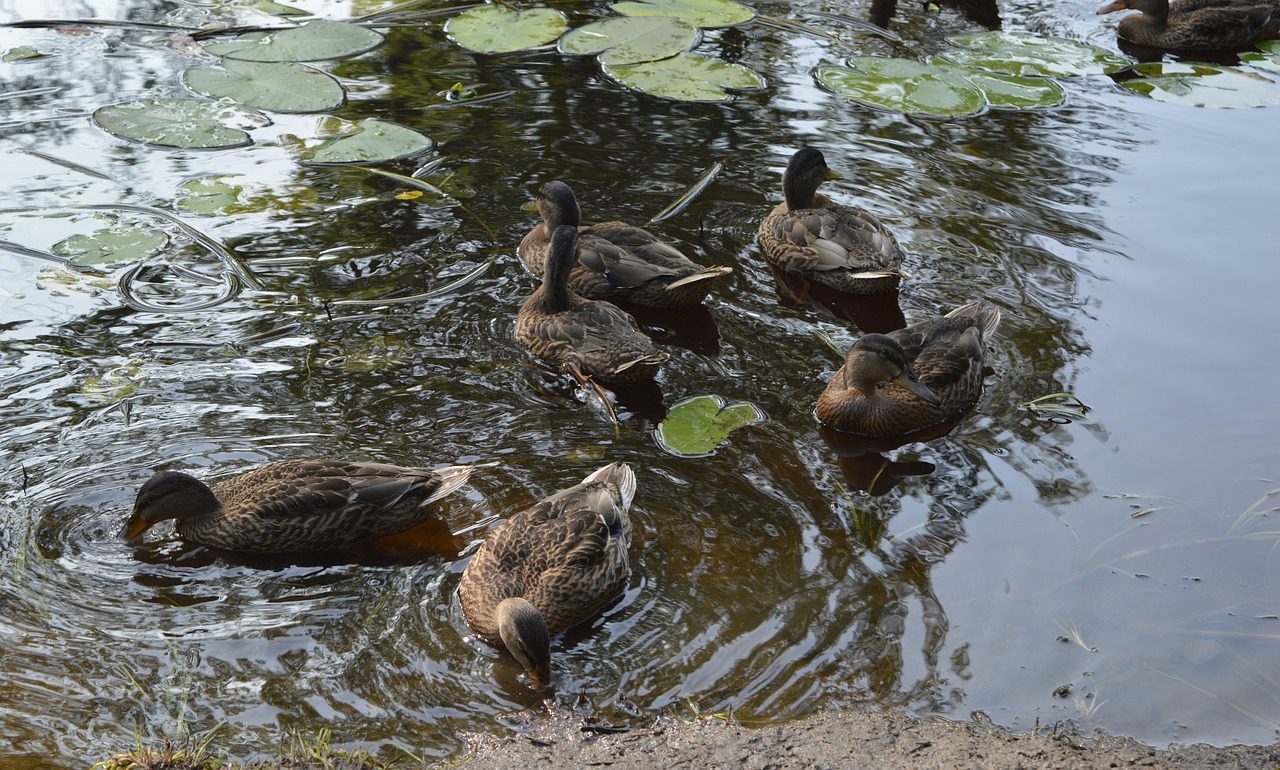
246 0 310 15
445 5 567 54
1240 40 1280 75
302 118 434 164
655 394 764 457
603 52 765 101
815 59 987 118
951 67 1066 109
183 60 345 113
611 0 756 28
52 225 169 268
177 174 320 216
1119 61 1280 108
204 20 384 62
92 99 266 149
3 47 46 62
941 31 1129 77
559 16 699 66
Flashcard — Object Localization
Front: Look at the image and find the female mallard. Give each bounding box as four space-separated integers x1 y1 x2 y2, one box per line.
122 459 473 554
1098 0 1280 50
519 181 732 308
458 462 635 693
758 148 907 295
817 301 1001 438
515 225 668 386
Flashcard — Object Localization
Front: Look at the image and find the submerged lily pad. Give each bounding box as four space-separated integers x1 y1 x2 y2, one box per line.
445 5 567 54
301 118 433 164
204 20 384 62
942 30 1129 77
92 99 266 149
1120 61 1280 108
177 174 320 216
560 16 699 66
52 225 169 268
183 60 345 113
604 52 765 101
611 0 755 28
655 394 764 457
815 59 987 118
1240 40 1280 75
949 66 1066 109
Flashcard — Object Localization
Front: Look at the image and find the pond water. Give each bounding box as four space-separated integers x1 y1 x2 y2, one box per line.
1 0 1278 766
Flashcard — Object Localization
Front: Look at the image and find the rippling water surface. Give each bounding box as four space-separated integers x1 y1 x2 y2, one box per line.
1 0 1278 766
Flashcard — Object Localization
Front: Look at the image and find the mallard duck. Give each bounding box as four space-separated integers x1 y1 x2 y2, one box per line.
122 459 473 553
816 301 1001 438
515 225 668 386
457 462 635 693
519 181 733 308
758 148 907 295
1098 0 1280 50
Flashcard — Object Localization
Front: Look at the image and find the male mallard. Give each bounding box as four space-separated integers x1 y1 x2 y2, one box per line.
122 459 473 553
515 225 668 386
758 148 907 295
457 462 636 693
1098 0 1280 50
519 181 732 308
816 301 1001 438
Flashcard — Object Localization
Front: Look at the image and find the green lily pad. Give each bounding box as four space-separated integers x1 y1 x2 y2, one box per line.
177 174 320 216
655 394 764 457
1240 40 1280 75
1120 61 1280 108
445 5 567 54
92 98 266 149
301 118 434 164
52 225 169 268
941 31 1129 77
204 20 384 62
3 47 46 62
815 59 987 118
947 65 1066 109
560 16 699 66
603 52 765 101
246 0 310 15
611 0 755 28
183 60 345 113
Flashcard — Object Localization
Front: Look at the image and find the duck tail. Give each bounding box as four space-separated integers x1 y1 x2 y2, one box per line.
666 264 734 290
422 465 474 505
946 301 1002 339
583 462 637 509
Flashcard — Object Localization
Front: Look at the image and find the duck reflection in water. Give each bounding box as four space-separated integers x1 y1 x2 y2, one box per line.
771 266 907 334
620 301 722 358
869 0 1001 29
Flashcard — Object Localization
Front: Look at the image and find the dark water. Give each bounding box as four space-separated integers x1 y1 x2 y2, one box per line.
1 0 1278 766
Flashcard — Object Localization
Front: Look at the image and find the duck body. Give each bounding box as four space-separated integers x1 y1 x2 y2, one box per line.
458 462 636 691
123 459 473 554
817 301 1001 438
1098 0 1280 50
519 181 732 308
515 225 668 385
758 148 907 295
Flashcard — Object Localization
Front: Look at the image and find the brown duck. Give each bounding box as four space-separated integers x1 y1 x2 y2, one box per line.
1098 0 1280 50
758 148 907 295
816 301 1001 438
515 225 668 386
519 181 732 308
122 459 473 553
457 462 635 693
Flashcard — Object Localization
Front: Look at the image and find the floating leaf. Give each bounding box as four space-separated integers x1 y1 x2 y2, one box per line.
92 98 266 149
1120 61 1280 108
815 59 986 118
559 15 699 66
1240 40 1280 75
942 31 1129 77
953 67 1066 109
52 225 169 268
444 5 567 54
303 118 433 164
177 174 320 216
81 363 145 404
183 60 345 113
204 20 384 62
655 394 764 457
604 53 765 101
3 47 46 62
247 0 310 15
611 0 756 28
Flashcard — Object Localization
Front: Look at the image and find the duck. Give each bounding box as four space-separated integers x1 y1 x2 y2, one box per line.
121 459 474 554
757 148 908 295
515 225 668 386
816 301 1001 438
457 462 635 694
518 180 733 308
1097 0 1280 50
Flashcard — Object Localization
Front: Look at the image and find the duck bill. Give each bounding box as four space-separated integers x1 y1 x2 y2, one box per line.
528 664 555 697
823 168 844 181
520 199 538 212
120 511 151 541
894 370 940 405
1097 0 1128 14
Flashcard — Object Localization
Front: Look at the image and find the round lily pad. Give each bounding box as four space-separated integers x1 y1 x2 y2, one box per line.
655 394 764 457
444 5 567 54
815 59 987 118
603 52 765 101
1120 61 1280 108
303 118 434 164
204 20 384 62
929 58 1066 109
92 98 266 149
52 225 169 268
941 30 1129 77
183 60 345 113
559 15 700 66
611 0 755 28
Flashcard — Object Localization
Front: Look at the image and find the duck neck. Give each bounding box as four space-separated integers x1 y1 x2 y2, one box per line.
540 242 578 312
783 176 820 211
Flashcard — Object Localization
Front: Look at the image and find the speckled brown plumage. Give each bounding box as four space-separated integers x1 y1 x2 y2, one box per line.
123 459 473 554
515 225 668 385
518 181 732 308
817 302 1002 438
1098 0 1280 49
758 148 907 295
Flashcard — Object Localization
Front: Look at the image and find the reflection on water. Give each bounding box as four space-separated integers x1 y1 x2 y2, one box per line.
1 1 1279 767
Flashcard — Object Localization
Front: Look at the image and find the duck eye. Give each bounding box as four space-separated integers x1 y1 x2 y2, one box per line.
880 349 892 359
